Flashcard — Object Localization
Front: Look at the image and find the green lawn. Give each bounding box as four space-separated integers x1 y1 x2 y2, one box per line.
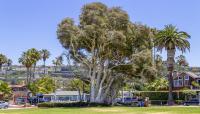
1 106 200 114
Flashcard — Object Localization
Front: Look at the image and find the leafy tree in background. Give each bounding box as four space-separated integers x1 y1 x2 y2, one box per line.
175 55 189 72
145 78 168 91
57 2 156 103
0 80 12 101
40 49 50 75
68 78 90 101
155 24 190 105
155 54 167 77
28 76 56 95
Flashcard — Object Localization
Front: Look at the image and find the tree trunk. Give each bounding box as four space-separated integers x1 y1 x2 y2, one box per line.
167 49 175 105
0 64 2 72
5 65 9 82
82 82 85 101
44 60 46 75
33 63 36 80
168 71 174 105
26 68 29 85
78 89 81 102
95 71 107 103
90 75 96 102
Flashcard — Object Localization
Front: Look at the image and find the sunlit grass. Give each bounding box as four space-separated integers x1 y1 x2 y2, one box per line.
1 106 200 114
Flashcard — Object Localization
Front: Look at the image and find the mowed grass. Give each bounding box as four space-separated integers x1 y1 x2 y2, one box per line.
1 106 200 114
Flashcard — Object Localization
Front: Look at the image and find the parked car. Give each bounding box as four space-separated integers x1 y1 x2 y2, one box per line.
116 97 138 103
28 94 45 105
16 97 26 104
183 99 200 106
0 101 9 109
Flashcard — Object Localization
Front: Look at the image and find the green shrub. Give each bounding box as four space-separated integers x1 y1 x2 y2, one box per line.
38 102 111 108
139 92 185 100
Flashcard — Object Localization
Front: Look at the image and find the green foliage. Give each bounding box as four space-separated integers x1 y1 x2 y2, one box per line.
18 48 41 84
52 56 63 72
180 88 196 96
139 92 185 101
57 2 157 103
191 81 200 88
154 24 190 104
155 55 167 77
0 81 12 100
175 55 189 72
2 107 200 114
52 56 63 66
145 78 168 91
0 54 7 70
155 24 190 52
28 76 56 95
19 48 41 68
38 102 110 108
68 78 90 93
40 49 50 62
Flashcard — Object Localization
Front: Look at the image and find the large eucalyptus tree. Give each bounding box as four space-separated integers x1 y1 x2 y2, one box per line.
57 2 156 103
155 24 190 105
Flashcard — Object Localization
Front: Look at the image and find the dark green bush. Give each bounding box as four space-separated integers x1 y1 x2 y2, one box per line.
38 102 111 108
139 92 185 100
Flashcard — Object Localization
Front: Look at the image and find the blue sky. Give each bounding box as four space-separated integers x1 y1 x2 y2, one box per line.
0 0 200 66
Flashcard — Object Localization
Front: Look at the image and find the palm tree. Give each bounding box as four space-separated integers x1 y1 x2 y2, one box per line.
6 59 12 71
154 24 190 105
19 52 35 84
27 48 41 79
0 54 7 72
5 59 12 81
40 49 50 75
0 80 12 100
52 56 63 72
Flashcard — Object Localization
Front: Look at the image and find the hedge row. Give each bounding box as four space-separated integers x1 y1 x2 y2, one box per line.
139 92 186 100
38 102 111 108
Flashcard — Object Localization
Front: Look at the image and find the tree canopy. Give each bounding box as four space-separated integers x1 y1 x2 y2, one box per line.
57 2 156 103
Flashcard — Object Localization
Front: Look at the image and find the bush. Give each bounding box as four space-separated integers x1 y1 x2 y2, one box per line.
139 92 185 100
38 102 111 108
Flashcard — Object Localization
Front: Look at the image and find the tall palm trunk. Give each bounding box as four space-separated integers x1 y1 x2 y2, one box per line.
167 49 175 105
0 64 2 72
33 63 36 80
5 65 9 82
26 68 29 85
43 60 46 75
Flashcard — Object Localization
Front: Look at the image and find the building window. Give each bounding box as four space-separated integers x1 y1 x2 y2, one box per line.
174 80 179 87
178 80 183 86
185 80 189 86
70 95 78 101
185 75 189 80
174 78 183 87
